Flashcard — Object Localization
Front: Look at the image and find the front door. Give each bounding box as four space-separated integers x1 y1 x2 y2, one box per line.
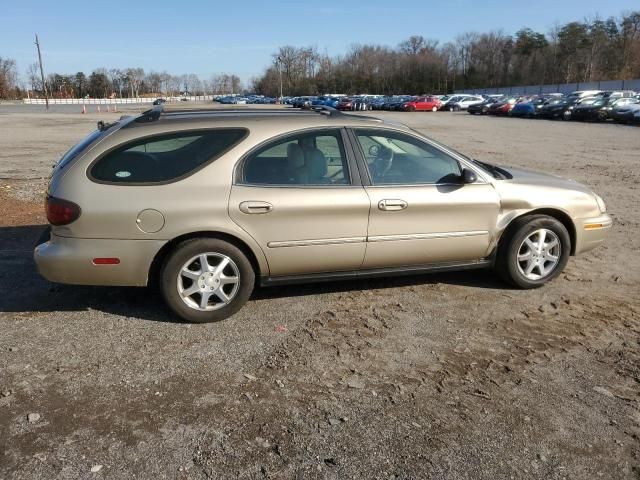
229 128 370 277
350 128 501 269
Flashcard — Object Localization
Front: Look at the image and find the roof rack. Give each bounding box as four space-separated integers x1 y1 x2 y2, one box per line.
309 105 344 116
134 104 164 123
126 103 381 126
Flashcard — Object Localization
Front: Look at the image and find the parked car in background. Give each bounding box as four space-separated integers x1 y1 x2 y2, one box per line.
609 99 640 124
538 97 581 120
313 96 341 108
337 97 354 111
445 95 484 111
35 105 611 323
382 96 413 111
467 97 502 115
572 96 639 122
567 90 601 102
488 97 518 115
153 98 166 105
292 96 316 108
401 96 442 112
596 90 636 99
509 101 537 118
352 96 373 111
370 96 392 110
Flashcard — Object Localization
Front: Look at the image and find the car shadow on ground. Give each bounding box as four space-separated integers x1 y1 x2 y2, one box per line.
0 224 508 323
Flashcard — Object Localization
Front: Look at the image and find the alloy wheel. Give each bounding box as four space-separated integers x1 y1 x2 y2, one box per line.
177 252 240 311
516 229 561 281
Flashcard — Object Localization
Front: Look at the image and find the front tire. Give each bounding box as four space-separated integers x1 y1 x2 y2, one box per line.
160 238 255 323
496 215 571 289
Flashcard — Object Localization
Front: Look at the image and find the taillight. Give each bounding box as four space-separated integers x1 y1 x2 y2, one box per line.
46 196 81 226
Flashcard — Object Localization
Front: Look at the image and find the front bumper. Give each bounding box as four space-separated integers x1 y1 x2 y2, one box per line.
574 214 613 255
34 233 166 287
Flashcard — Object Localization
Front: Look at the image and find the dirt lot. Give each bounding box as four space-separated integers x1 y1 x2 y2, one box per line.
0 106 639 479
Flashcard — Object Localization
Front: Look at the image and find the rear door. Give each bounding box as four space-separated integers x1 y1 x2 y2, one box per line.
229 128 370 277
349 128 501 269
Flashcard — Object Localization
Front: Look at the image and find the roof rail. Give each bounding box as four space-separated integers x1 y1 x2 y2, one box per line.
135 104 164 123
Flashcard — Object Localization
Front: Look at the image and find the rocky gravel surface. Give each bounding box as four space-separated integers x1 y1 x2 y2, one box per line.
0 108 638 479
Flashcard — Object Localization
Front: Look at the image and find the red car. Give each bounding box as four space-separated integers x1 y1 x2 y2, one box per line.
336 97 354 111
401 96 442 112
488 98 518 115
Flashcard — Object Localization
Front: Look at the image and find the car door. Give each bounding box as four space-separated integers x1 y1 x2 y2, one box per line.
229 128 370 277
349 128 501 270
414 97 427 111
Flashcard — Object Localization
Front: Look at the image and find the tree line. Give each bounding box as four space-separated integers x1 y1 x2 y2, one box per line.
0 62 243 99
252 10 640 96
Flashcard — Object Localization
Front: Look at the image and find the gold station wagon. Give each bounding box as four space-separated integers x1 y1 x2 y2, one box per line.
34 106 612 322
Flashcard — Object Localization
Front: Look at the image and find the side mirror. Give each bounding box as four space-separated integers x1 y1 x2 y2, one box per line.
461 168 477 184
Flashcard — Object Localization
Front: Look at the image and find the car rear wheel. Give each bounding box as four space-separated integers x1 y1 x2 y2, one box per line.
496 215 570 289
160 238 255 323
432 106 438 112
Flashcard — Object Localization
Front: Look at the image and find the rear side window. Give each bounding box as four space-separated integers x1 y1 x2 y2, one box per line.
90 129 247 184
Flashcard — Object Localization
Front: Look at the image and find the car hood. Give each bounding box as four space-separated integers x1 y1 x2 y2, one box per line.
497 165 594 193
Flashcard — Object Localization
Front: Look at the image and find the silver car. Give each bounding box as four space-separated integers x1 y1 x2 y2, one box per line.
35 106 612 322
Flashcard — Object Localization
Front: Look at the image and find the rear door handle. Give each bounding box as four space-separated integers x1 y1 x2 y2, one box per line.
239 201 273 214
378 199 408 211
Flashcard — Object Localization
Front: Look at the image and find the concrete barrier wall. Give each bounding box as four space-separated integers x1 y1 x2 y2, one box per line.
22 95 216 105
457 79 640 95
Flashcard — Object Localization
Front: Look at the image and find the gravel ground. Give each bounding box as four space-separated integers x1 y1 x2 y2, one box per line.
0 107 638 479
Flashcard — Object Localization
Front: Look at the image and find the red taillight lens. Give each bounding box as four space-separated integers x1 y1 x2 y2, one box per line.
46 196 81 226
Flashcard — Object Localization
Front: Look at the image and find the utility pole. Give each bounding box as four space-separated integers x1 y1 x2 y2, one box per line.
277 56 283 103
34 34 49 110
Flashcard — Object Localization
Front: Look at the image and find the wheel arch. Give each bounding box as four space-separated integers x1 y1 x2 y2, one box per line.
148 231 265 287
500 208 577 256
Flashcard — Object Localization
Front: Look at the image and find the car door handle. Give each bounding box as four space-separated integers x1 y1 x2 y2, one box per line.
378 199 408 211
239 201 273 214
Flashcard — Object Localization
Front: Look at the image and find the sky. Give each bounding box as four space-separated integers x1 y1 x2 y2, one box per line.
2 0 639 84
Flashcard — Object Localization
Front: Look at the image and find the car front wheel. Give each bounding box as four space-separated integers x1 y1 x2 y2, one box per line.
160 238 255 323
496 215 571 289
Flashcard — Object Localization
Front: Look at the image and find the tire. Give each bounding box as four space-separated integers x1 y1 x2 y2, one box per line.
160 238 255 323
432 106 438 112
496 215 571 289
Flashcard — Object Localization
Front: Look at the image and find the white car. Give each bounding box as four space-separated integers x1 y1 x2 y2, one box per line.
444 95 485 111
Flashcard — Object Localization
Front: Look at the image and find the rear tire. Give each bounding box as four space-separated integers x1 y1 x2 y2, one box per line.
496 215 571 289
160 238 255 323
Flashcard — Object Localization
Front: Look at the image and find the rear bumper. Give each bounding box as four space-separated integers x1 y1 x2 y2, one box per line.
34 233 166 286
574 214 613 255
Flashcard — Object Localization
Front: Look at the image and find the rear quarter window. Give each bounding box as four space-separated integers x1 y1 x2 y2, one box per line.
90 129 247 184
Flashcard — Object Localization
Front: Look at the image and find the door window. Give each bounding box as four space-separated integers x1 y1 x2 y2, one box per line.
241 129 350 185
354 129 462 185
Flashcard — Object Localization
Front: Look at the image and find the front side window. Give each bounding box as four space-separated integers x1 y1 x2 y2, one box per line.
241 129 350 186
354 129 462 185
91 129 247 183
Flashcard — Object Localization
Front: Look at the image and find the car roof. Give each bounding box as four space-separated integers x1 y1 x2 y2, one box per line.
114 105 405 136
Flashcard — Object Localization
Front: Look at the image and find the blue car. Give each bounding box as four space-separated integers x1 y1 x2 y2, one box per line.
311 96 341 108
509 101 536 118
